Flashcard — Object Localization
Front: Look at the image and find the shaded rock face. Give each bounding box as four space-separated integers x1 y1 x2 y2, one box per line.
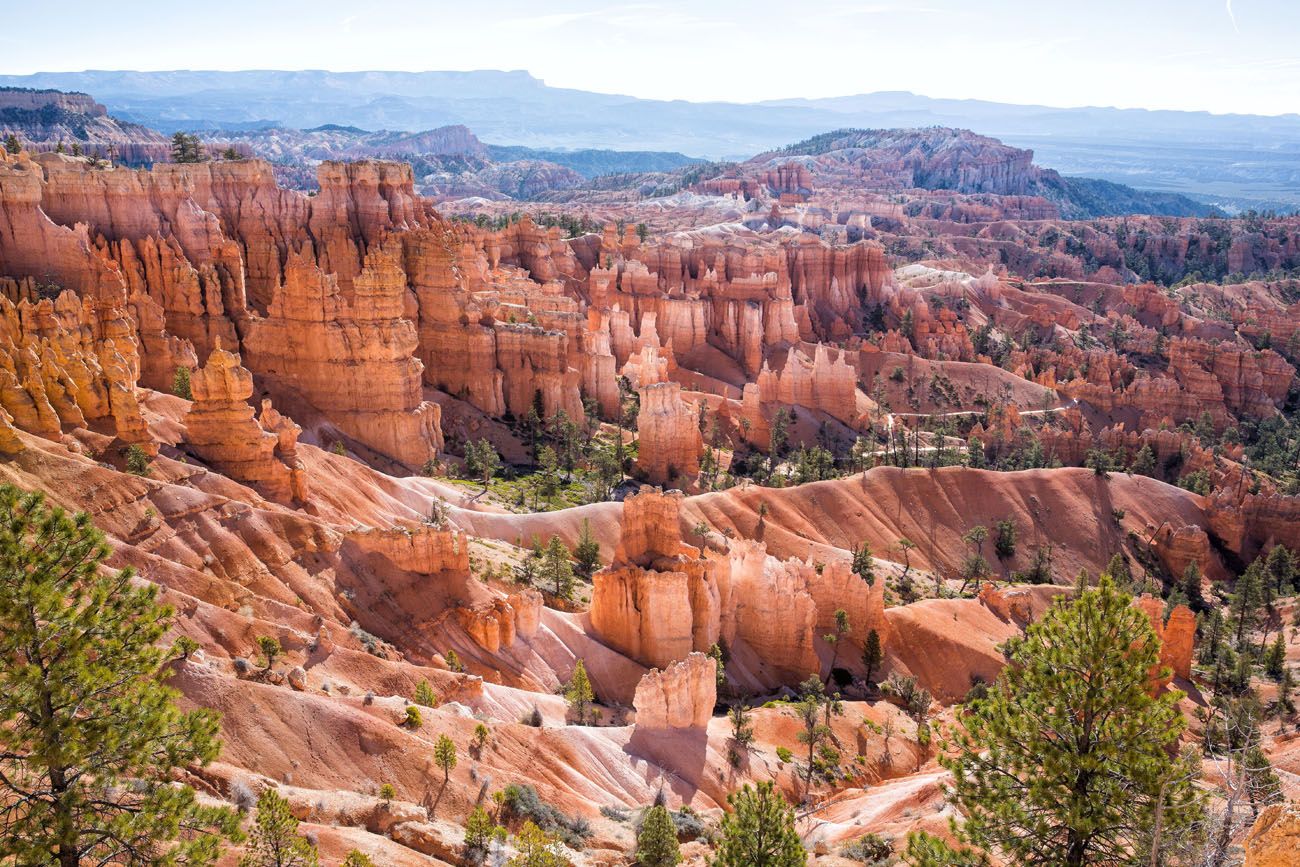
633 652 716 731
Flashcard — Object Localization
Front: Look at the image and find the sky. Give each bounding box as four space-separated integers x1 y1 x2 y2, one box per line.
3 0 1299 115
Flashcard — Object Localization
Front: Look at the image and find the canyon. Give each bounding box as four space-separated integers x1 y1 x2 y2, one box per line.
0 94 1299 865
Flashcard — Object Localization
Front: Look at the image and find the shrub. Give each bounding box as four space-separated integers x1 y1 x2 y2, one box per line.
231 779 257 813
993 519 1016 559
125 444 152 476
172 365 193 400
775 746 794 763
599 805 629 822
500 783 591 848
669 805 710 843
378 783 395 801
841 833 894 863
522 705 543 727
402 705 423 729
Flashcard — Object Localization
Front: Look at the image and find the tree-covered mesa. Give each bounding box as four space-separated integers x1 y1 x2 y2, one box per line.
0 485 241 865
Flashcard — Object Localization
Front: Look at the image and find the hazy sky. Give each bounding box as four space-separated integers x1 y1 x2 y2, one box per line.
4 0 1299 115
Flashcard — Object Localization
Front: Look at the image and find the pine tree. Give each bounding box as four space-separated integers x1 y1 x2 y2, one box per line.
1265 544 1295 596
902 831 989 866
573 518 601 580
0 486 241 867
414 679 437 707
1183 561 1207 613
636 804 681 866
708 642 728 695
434 734 458 785
4 133 21 154
463 805 499 858
941 576 1203 867
794 680 834 798
1265 633 1287 680
851 542 875 585
240 788 320 867
1129 443 1157 477
1231 561 1266 651
173 364 193 399
711 781 806 867
823 608 850 678
565 659 595 724
170 131 204 163
465 439 500 491
507 821 567 867
1106 551 1132 586
540 534 576 600
861 628 884 685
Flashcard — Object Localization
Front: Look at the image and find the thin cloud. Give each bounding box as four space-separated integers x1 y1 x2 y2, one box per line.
1227 0 1239 33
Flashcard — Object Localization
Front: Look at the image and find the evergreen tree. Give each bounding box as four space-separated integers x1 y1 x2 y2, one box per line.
514 537 543 587
1265 544 1295 596
1231 561 1266 651
941 577 1203 867
173 364 193 400
565 659 595 725
170 131 204 164
240 788 319 867
464 439 500 491
636 804 681 867
728 698 754 751
463 806 500 860
342 851 374 867
1183 561 1207 613
506 821 567 867
1106 552 1132 587
794 681 834 798
861 628 884 686
433 734 457 784
1265 633 1287 680
851 542 876 585
711 781 806 867
767 408 789 479
573 518 601 580
1129 444 1157 477
414 679 437 707
0 486 241 867
993 519 1016 559
823 608 850 678
540 534 576 600
535 447 560 506
4 133 21 154
902 831 989 866
708 642 728 694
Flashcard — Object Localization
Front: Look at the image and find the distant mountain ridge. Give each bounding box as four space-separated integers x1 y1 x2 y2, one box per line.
751 128 1220 218
1 70 1297 210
